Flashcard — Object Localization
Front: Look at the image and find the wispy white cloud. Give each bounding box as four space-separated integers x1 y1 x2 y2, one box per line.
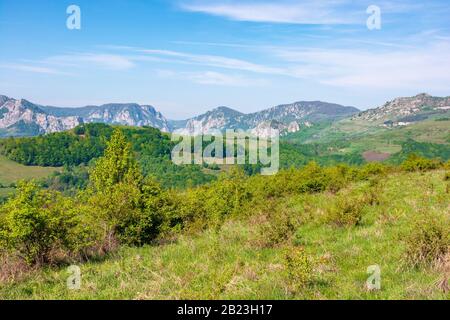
4 36 450 94
139 48 283 74
180 0 437 25
180 0 363 25
1 53 136 76
47 53 135 70
157 69 268 86
275 41 450 89
0 63 65 75
108 42 450 90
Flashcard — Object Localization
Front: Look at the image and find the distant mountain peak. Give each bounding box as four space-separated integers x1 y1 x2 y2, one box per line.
0 95 171 137
414 93 431 98
173 100 359 137
353 93 450 123
208 106 243 116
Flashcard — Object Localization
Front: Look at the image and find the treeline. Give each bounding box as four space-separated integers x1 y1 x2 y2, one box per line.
0 123 171 167
0 123 356 190
0 129 448 271
280 142 364 168
0 124 214 189
1 124 449 191
387 139 450 164
0 124 111 166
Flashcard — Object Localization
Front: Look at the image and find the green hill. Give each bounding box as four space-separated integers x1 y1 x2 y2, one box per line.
283 118 450 164
0 123 215 189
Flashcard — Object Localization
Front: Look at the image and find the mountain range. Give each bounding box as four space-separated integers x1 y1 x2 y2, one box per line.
171 102 359 136
0 96 170 137
0 93 448 138
0 95 359 138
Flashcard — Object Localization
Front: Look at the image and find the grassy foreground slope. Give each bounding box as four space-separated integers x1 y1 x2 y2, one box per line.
1 170 448 300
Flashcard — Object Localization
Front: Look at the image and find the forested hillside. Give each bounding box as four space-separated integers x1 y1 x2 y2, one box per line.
2 121 449 193
0 124 214 189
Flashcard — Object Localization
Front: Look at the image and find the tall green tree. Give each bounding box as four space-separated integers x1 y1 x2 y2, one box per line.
90 128 142 191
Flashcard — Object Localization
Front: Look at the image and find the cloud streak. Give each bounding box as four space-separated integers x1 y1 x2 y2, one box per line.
4 37 450 93
275 41 450 89
180 0 436 25
138 48 283 74
107 42 450 90
157 69 268 86
46 53 136 70
0 63 66 75
180 0 363 25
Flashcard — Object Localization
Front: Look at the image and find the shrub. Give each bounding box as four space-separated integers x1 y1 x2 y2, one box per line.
0 181 94 265
202 168 251 227
86 128 175 246
444 171 450 181
444 160 450 170
140 177 178 239
363 178 383 206
258 208 299 247
297 162 330 194
403 213 449 269
401 154 442 172
87 181 142 246
249 171 287 199
85 178 174 247
358 162 389 180
176 187 208 232
326 192 367 227
284 247 315 292
324 164 355 193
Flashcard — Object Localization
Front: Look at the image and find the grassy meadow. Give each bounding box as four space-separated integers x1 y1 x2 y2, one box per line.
1 169 448 300
0 155 61 200
0 155 60 186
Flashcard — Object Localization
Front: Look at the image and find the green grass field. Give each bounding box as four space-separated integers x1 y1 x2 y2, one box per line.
0 155 60 186
1 170 448 300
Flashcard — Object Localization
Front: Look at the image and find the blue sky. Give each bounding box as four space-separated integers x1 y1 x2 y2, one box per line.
0 0 449 119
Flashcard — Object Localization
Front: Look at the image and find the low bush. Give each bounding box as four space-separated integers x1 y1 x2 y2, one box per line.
323 164 355 194
358 162 389 180
444 171 450 181
284 247 315 292
401 154 442 172
326 192 368 227
258 208 299 247
403 213 449 269
297 162 330 194
0 181 95 266
363 178 383 206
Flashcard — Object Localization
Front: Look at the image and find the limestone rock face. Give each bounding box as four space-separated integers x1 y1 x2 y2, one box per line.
0 95 171 136
172 101 358 137
0 97 82 136
352 93 450 123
